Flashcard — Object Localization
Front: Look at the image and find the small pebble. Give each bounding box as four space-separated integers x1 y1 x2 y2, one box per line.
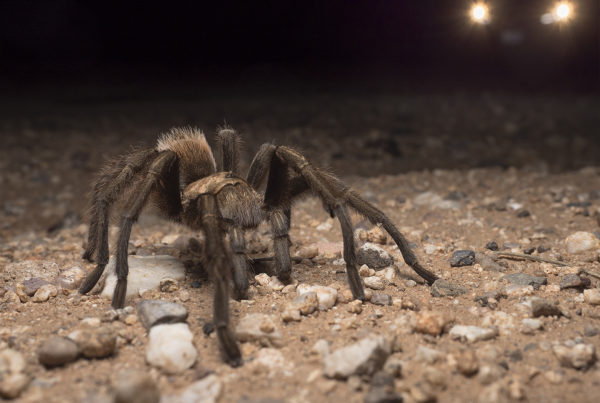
363 276 385 290
485 241 499 251
137 300 189 330
357 243 394 269
31 284 58 303
370 293 392 306
431 279 467 297
553 344 596 370
583 289 600 305
146 323 197 374
449 325 498 342
37 336 80 367
68 326 116 359
414 311 450 336
114 370 160 403
449 250 475 267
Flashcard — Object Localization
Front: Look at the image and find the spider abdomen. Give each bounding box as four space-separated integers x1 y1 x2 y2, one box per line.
182 172 263 229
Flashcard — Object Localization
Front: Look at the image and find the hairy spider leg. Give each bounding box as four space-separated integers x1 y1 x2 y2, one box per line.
246 144 296 283
228 226 249 300
216 126 241 174
199 194 242 366
83 149 158 262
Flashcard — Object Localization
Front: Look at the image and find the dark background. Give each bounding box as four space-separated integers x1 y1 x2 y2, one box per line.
1 0 598 90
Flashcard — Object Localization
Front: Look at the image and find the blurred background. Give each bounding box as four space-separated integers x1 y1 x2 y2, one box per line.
0 0 599 231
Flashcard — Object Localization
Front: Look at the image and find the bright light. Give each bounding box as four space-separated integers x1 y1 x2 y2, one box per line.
553 2 572 21
470 3 489 24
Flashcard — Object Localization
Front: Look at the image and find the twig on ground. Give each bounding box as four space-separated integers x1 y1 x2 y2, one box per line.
494 251 571 267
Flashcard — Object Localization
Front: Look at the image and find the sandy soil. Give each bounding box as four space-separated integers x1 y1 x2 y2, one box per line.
1 91 600 402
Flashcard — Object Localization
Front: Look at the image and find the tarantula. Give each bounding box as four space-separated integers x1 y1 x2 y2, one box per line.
79 126 438 366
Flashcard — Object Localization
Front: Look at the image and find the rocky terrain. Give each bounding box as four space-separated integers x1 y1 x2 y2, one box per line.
1 90 600 402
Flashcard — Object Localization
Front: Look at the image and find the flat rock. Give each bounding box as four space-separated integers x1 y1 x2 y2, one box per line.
431 279 467 297
137 300 189 330
296 284 338 310
114 370 160 403
553 344 596 370
101 255 186 300
323 335 391 379
565 231 600 254
146 323 197 374
236 314 282 346
501 273 547 288
37 336 80 367
449 325 498 342
68 326 116 359
254 274 285 291
450 250 475 267
357 243 393 269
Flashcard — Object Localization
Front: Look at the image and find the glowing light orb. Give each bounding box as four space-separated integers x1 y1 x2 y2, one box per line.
470 4 489 24
553 2 572 21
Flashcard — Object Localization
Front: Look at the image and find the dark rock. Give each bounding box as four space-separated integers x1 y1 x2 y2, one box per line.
531 298 563 317
449 250 475 267
524 247 536 255
516 209 531 218
537 245 550 253
523 343 537 352
431 279 467 297
202 322 215 336
559 274 591 290
137 300 189 330
357 243 394 269
37 336 80 367
371 293 392 306
485 241 499 251
501 273 547 288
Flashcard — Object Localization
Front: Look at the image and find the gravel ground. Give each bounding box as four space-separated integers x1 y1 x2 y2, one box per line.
1 90 600 402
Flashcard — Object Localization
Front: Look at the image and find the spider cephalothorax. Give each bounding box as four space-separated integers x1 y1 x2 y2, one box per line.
79 126 438 366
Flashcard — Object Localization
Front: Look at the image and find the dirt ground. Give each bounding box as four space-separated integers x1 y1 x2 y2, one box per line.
1 89 600 402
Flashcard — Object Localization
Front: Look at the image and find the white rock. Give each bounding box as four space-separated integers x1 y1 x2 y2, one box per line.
316 219 333 231
584 289 600 305
481 311 515 336
249 348 294 377
101 255 186 300
376 267 396 282
414 345 444 364
363 276 385 290
254 273 271 287
449 325 499 343
565 231 600 254
553 344 596 369
235 314 282 346
31 284 58 302
146 323 197 374
296 284 338 311
179 374 221 403
521 318 543 334
322 335 391 379
312 339 330 357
